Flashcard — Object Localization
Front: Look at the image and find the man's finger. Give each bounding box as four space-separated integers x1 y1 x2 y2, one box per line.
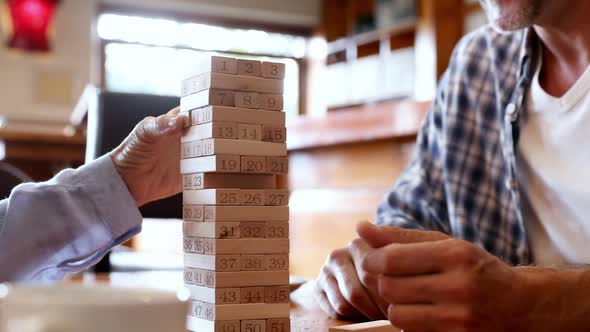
387 304 441 332
362 240 453 275
331 248 384 320
378 274 441 304
313 282 339 319
357 221 449 248
320 272 364 319
348 239 388 317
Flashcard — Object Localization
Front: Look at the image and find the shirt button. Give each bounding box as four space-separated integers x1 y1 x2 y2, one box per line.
505 177 517 191
506 103 518 122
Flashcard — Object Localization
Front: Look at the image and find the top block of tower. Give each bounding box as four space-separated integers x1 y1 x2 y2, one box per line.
193 56 238 76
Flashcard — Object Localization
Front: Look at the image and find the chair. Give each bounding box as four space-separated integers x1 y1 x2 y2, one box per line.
85 90 182 272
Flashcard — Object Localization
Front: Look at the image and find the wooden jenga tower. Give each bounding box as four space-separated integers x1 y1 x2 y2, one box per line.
179 56 290 332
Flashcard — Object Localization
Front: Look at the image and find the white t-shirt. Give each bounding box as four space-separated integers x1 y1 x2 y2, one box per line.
518 56 590 266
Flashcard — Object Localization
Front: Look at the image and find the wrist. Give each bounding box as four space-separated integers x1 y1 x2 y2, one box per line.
109 150 144 207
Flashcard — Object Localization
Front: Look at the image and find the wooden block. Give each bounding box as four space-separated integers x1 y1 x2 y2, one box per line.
185 316 240 332
238 124 263 141
240 255 266 271
266 157 289 174
240 190 265 206
262 126 287 143
186 285 240 304
190 105 285 127
265 286 290 304
191 269 289 288
184 239 289 255
189 301 290 321
184 189 241 205
184 222 241 239
240 222 265 238
181 57 238 95
264 190 290 206
262 62 286 80
181 122 237 142
242 320 266 332
200 139 286 157
234 92 260 109
240 287 265 304
184 253 241 271
182 72 283 95
183 173 277 190
264 254 289 271
184 236 205 254
204 206 289 222
237 59 262 77
181 140 203 159
265 222 289 239
180 155 241 174
183 205 204 221
328 321 396 332
259 94 284 111
241 156 267 174
267 318 290 332
180 89 235 112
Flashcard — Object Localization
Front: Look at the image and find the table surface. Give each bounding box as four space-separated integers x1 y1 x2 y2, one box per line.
67 271 400 332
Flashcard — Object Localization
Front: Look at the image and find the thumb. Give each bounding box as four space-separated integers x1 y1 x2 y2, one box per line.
137 112 186 142
356 221 449 248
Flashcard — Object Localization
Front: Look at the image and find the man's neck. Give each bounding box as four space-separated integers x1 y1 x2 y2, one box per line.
533 2 590 97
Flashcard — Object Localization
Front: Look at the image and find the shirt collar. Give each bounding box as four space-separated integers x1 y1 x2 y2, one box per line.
518 27 540 84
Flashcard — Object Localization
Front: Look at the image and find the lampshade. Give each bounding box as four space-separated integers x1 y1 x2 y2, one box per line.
6 0 58 52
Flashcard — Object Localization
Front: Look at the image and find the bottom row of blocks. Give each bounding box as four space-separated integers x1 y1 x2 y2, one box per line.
187 316 290 332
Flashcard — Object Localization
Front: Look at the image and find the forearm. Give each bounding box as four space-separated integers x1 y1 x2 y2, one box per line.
0 155 142 283
516 266 590 331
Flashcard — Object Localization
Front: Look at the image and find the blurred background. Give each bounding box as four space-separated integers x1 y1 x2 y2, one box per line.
0 0 486 279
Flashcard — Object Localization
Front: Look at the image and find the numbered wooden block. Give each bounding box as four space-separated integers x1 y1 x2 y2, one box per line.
328 321 397 332
201 139 286 157
182 57 238 95
264 190 290 206
265 222 289 239
240 190 265 206
204 206 289 222
259 94 283 111
183 189 241 205
240 255 266 271
264 254 289 271
190 105 286 126
186 316 240 332
240 222 266 238
215 239 290 254
203 238 216 255
262 126 287 143
184 268 217 287
183 205 204 221
186 285 241 304
266 157 289 174
240 287 265 304
180 89 235 112
184 253 241 271
184 237 205 254
242 320 266 332
234 91 260 109
181 122 237 142
238 124 263 141
181 155 241 174
181 140 202 159
265 286 290 304
267 318 290 332
189 302 290 321
237 59 262 77
184 173 276 190
207 270 290 288
182 72 284 95
241 156 267 174
262 62 286 80
184 222 241 239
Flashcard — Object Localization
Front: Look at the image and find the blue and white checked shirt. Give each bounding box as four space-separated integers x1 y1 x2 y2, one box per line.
377 26 540 265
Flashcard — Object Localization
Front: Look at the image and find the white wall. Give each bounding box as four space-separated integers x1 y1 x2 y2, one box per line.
0 0 320 125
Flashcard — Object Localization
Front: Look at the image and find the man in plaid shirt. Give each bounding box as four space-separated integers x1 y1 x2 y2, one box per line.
316 1 590 330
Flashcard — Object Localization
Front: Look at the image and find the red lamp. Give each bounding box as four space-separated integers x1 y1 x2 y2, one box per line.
6 0 59 52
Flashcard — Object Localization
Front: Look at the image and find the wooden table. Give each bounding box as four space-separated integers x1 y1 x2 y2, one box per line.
68 271 400 332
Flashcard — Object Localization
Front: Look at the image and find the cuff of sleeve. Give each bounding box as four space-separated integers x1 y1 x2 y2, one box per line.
76 154 143 240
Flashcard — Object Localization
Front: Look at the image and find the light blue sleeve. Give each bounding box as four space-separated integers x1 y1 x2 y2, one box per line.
0 155 143 283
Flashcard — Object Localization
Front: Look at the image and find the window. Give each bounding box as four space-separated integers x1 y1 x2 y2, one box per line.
97 13 308 117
